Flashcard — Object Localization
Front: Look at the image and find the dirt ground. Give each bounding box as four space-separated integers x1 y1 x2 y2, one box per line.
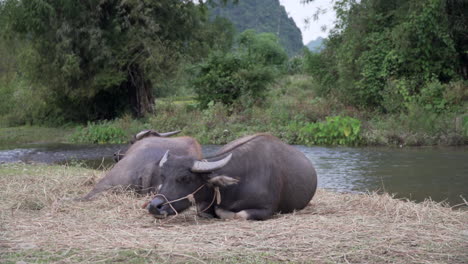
1 163 467 263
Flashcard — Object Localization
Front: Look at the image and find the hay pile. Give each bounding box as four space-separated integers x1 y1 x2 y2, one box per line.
1 163 467 263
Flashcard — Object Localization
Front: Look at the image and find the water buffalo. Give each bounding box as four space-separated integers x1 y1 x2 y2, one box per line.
148 133 317 220
113 130 182 162
80 130 202 200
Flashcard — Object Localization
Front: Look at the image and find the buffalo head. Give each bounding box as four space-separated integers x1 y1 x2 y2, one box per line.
148 151 236 218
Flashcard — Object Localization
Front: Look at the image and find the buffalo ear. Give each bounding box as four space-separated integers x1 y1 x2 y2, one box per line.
207 175 239 187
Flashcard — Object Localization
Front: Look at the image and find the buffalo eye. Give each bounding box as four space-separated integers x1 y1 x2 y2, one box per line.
176 175 191 184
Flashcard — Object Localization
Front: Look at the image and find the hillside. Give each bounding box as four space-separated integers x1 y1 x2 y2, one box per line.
306 36 324 52
210 0 304 56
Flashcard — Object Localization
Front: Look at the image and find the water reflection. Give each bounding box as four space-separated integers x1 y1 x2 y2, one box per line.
0 143 122 167
299 146 468 205
0 143 467 205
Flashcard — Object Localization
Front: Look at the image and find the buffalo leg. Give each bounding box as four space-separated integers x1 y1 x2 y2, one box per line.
215 207 273 220
197 202 216 218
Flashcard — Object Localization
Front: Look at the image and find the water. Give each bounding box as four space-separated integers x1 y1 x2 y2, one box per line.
0 143 122 168
298 146 468 206
1 143 467 206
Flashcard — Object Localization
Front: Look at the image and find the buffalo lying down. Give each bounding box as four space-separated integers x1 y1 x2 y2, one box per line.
113 130 182 162
81 130 202 200
148 133 317 220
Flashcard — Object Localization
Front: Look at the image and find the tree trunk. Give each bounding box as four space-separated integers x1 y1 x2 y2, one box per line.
127 64 155 117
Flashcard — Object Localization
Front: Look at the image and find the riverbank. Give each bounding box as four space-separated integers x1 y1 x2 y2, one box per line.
0 126 75 149
2 106 466 148
1 76 467 147
1 163 467 263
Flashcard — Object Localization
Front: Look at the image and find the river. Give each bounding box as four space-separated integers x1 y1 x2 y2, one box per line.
1 143 467 206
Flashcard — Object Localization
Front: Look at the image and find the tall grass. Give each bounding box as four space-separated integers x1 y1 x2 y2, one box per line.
363 104 467 146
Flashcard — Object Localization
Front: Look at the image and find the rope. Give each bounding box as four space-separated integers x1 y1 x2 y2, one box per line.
198 186 220 213
143 184 222 216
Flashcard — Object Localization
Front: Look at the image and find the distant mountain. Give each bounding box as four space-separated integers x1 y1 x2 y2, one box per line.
209 0 304 56
306 37 324 52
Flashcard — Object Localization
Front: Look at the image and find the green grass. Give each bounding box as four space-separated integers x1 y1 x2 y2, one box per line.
0 126 75 149
1 75 466 147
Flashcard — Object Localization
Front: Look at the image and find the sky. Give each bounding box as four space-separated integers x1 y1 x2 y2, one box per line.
279 0 336 44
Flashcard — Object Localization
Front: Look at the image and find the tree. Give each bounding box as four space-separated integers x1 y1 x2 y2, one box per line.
238 30 288 66
305 0 466 110
0 0 205 121
193 30 286 108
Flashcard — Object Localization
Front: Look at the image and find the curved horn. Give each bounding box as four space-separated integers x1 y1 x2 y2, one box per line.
157 130 181 137
191 153 233 173
135 130 152 140
159 150 169 168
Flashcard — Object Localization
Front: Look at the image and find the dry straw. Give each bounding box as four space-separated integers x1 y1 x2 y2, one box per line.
1 163 467 263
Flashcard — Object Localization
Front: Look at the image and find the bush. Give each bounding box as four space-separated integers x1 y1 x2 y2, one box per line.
363 103 466 146
286 116 362 146
193 30 287 109
69 121 127 144
193 52 275 109
285 56 304 75
418 80 449 113
0 76 66 127
302 49 336 97
238 30 288 67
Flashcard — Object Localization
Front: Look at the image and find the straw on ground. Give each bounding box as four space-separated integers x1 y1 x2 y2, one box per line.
1 163 467 263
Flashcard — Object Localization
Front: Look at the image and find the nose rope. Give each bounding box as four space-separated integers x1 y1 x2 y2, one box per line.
199 186 221 213
151 193 180 217
144 184 222 216
159 183 206 206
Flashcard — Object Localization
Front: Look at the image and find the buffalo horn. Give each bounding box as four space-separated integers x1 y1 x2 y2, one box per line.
158 130 181 137
159 150 169 167
135 130 152 140
191 153 233 172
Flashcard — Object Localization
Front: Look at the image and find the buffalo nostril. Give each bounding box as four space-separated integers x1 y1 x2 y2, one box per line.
148 197 166 215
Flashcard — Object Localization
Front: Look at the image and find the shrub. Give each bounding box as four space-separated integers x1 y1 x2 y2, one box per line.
193 30 287 109
193 52 275 109
302 48 336 97
291 116 362 146
363 103 466 146
238 30 288 67
285 56 304 75
69 121 127 144
0 76 66 127
418 80 448 113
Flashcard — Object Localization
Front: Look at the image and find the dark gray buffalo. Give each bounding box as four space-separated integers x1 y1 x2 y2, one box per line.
81 130 202 200
148 133 317 220
113 130 182 162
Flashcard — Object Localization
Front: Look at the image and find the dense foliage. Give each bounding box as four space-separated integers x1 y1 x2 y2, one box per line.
291 116 361 146
304 0 467 111
0 0 218 122
193 30 286 109
210 0 304 56
0 0 466 147
70 121 127 144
